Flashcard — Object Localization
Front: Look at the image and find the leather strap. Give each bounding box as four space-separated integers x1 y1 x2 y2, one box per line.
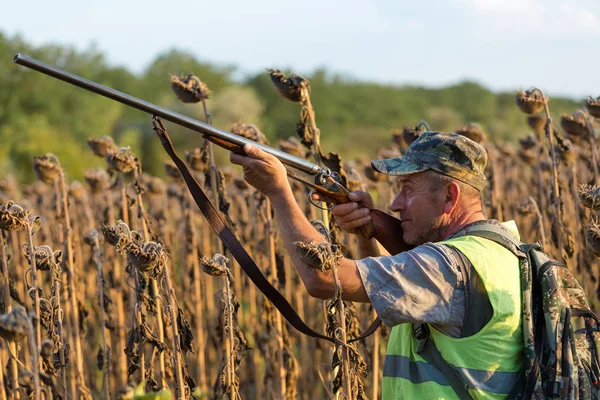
153 118 381 343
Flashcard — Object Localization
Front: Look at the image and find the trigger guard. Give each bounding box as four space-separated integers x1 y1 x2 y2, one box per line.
308 191 334 211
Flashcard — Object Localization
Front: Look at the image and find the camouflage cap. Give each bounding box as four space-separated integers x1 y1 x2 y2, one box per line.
371 131 488 191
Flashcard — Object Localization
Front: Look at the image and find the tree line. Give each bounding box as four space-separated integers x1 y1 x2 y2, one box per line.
0 31 583 182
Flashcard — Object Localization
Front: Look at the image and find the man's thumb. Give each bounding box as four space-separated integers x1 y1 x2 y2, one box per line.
243 143 261 158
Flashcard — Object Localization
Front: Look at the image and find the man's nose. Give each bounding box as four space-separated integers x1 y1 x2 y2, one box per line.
390 192 405 213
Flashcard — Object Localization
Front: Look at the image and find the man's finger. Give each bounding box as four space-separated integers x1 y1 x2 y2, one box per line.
230 152 251 167
331 202 359 216
335 208 370 223
342 215 371 230
243 143 273 161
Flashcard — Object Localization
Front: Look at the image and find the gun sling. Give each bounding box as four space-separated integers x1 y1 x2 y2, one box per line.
153 118 382 343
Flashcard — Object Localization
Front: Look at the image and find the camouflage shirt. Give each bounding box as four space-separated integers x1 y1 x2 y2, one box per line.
356 242 467 338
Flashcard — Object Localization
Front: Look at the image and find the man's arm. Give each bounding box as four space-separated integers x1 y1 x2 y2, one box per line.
230 143 370 303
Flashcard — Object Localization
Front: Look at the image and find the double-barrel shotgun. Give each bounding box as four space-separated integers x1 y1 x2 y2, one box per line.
13 53 407 254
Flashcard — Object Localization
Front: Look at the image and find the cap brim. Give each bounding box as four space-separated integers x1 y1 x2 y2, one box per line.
370 157 428 176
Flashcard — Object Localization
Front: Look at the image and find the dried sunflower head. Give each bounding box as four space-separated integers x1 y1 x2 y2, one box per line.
390 129 404 148
68 180 87 200
145 176 166 195
87 136 118 157
164 161 182 179
294 241 344 272
496 142 516 158
295 119 314 148
166 183 183 199
363 164 388 183
0 306 29 342
102 220 133 252
278 137 305 158
231 122 269 145
402 126 422 146
22 244 62 273
170 74 211 103
365 148 400 182
0 201 29 231
527 115 546 132
344 162 365 192
268 69 309 103
579 184 600 210
586 218 600 257
586 96 600 119
455 123 487 144
0 176 17 197
126 241 166 278
516 198 535 215
560 112 590 141
557 137 577 163
233 177 249 190
199 253 231 278
106 147 137 174
185 147 209 172
83 229 101 247
516 89 547 115
84 168 110 194
519 133 539 150
517 147 537 166
40 339 54 360
33 153 62 184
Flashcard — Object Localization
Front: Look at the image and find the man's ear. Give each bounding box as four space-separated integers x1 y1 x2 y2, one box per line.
443 181 461 214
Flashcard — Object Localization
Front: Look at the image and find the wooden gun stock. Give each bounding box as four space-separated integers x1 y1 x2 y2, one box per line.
369 209 414 254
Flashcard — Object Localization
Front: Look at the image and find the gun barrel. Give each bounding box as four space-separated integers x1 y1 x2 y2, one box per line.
13 53 322 175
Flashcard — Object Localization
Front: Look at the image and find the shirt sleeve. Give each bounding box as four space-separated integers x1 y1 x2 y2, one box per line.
355 243 465 330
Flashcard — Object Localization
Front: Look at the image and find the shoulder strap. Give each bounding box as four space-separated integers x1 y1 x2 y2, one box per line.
153 117 380 343
449 221 526 259
413 324 473 400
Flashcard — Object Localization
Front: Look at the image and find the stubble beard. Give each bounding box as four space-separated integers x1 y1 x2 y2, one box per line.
402 218 445 246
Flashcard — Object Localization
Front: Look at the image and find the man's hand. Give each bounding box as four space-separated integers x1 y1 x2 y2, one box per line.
230 143 290 197
331 190 375 234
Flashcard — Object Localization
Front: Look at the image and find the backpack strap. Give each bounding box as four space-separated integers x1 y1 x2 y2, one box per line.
448 220 526 259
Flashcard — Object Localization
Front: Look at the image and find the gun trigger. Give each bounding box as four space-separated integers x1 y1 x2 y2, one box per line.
308 190 333 211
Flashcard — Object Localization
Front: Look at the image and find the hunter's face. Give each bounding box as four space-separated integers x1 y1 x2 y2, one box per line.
390 171 447 245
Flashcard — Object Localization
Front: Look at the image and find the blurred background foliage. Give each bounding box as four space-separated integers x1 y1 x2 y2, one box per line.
0 31 583 182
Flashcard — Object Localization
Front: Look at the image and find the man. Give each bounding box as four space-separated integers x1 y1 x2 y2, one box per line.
230 131 524 399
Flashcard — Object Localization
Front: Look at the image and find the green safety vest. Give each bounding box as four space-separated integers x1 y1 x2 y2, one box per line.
382 222 524 399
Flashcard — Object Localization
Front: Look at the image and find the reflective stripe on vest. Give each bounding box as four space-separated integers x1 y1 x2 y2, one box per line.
382 220 524 400
383 354 520 394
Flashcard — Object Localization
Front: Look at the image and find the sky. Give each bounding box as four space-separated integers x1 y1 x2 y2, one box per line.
3 0 599 98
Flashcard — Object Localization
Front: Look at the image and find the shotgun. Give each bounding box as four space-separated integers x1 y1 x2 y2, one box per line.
13 53 408 254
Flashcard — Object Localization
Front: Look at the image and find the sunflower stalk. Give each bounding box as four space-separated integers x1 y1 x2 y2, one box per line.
294 237 354 399
161 263 185 400
185 209 208 395
534 88 565 259
24 215 42 387
331 266 352 399
200 254 243 400
198 89 235 399
0 229 19 398
133 165 168 389
99 183 128 388
89 230 111 399
265 198 287 398
0 344 6 400
57 163 91 399
300 86 330 228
